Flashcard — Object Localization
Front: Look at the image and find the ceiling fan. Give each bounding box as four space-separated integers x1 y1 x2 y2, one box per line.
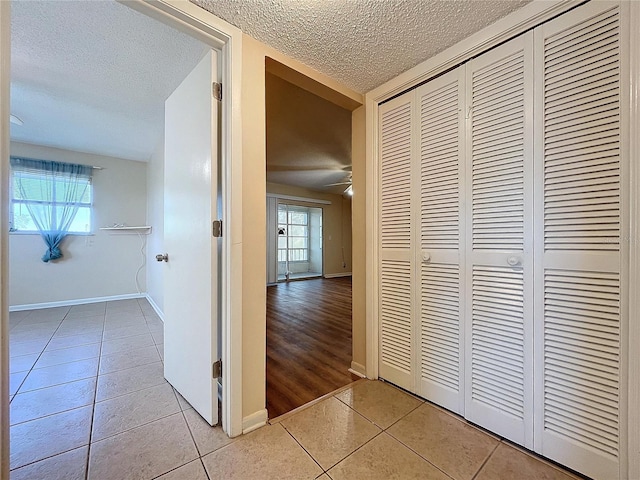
325 172 353 196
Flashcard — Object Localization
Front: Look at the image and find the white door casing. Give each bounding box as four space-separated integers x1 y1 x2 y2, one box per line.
164 49 219 426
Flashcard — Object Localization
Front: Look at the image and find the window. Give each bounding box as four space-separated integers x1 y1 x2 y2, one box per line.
10 159 93 234
278 205 309 262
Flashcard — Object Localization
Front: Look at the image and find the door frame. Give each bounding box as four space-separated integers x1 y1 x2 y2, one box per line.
120 0 244 439
364 1 639 478
0 6 244 475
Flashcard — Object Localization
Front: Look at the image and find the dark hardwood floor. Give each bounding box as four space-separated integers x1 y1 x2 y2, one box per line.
266 276 358 418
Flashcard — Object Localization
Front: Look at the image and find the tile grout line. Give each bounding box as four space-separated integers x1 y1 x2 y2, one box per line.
279 422 328 474
178 396 204 457
326 430 387 475
10 445 91 474
10 303 166 476
93 361 166 404
376 400 457 480
85 308 106 480
8 307 101 475
384 424 457 480
470 440 501 480
9 310 70 399
199 456 213 480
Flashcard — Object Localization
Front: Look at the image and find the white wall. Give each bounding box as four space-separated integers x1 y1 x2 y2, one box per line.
146 137 164 315
9 142 147 307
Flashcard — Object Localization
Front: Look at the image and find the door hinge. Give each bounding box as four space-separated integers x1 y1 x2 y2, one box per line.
212 359 222 379
212 220 223 238
212 82 222 101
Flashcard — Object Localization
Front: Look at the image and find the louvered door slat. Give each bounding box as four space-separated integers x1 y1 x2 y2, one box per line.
534 3 624 479
380 101 412 250
465 32 534 448
543 6 621 243
417 67 465 414
380 260 412 374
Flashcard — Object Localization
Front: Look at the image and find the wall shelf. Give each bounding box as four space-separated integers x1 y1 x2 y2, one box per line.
100 226 152 234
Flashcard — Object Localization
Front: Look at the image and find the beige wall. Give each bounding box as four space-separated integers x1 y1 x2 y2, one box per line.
266 183 352 276
241 35 268 420
9 142 147 307
351 106 366 374
146 137 164 316
240 34 363 421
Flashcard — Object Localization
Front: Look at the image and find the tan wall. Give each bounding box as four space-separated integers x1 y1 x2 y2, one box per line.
266 182 352 276
240 34 363 420
241 35 268 420
351 106 366 374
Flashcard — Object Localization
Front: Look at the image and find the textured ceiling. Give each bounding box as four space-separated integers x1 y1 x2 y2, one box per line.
193 0 531 93
10 1 209 161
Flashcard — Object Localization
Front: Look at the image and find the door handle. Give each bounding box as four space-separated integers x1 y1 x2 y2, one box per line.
156 253 169 262
507 256 521 267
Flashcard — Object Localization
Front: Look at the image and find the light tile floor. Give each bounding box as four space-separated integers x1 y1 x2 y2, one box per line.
9 299 584 480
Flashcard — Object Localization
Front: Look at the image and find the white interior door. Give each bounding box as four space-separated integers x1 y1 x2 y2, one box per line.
163 50 219 426
416 66 466 415
464 32 534 448
534 3 624 478
377 93 416 391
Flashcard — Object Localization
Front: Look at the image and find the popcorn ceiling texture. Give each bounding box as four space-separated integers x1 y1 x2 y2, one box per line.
192 0 530 93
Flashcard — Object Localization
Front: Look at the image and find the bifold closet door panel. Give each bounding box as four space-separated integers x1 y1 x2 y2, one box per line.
378 93 416 391
533 2 626 479
464 31 535 448
416 67 466 415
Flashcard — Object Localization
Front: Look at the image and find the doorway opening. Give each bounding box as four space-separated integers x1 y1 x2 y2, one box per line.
6 2 230 475
264 60 358 419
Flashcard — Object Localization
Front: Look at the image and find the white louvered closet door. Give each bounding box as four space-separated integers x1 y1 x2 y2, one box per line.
533 3 626 479
378 93 416 391
416 67 466 414
464 32 535 448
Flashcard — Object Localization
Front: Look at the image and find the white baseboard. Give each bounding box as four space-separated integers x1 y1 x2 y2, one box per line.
242 409 268 434
349 361 367 378
144 294 165 322
9 293 146 312
323 272 353 279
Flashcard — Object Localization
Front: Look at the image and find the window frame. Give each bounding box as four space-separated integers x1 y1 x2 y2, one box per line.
9 166 94 235
277 205 310 263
